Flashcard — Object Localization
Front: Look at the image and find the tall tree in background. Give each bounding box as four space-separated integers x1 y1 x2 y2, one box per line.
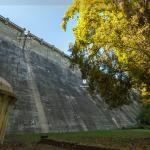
62 0 150 108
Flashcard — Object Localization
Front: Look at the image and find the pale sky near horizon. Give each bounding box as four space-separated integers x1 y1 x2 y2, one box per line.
0 0 75 55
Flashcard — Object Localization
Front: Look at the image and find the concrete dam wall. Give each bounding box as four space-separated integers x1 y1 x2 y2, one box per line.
0 15 140 133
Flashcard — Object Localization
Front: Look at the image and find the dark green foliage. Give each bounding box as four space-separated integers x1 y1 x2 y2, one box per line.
71 50 132 108
139 105 150 126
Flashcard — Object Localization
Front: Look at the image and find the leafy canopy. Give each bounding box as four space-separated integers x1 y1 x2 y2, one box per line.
62 0 150 108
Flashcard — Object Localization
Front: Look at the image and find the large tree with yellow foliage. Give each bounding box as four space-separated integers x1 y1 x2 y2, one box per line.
62 0 150 108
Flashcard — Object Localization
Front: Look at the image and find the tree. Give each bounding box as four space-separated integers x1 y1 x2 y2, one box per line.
139 105 150 127
62 0 150 108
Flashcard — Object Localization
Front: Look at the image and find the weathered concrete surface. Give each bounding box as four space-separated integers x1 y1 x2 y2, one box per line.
0 15 140 133
0 77 16 143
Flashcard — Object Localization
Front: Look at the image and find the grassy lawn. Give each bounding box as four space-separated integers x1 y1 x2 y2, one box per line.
4 129 150 150
6 129 150 140
47 129 150 139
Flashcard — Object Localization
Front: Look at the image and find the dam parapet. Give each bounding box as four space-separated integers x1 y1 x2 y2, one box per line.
0 15 71 68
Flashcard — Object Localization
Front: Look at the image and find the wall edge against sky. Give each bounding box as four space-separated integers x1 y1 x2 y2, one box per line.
0 14 70 60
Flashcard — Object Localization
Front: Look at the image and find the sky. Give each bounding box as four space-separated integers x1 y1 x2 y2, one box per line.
0 0 75 55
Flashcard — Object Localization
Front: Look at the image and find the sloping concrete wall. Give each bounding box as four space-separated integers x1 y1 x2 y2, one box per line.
0 15 140 133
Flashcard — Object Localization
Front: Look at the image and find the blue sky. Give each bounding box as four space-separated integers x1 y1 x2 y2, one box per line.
0 1 75 55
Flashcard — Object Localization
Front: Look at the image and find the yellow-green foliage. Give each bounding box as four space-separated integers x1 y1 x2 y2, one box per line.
62 0 150 107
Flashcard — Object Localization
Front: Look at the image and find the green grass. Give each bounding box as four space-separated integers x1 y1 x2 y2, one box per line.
5 129 150 150
47 129 150 140
6 129 150 142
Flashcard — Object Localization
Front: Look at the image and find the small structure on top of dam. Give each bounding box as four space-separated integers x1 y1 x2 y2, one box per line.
0 15 140 134
0 77 16 143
